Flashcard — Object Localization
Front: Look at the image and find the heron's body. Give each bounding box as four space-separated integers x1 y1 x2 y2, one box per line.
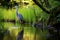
15 6 24 22
16 12 23 21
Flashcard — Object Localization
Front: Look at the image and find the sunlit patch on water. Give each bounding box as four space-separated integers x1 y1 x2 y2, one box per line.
23 32 34 40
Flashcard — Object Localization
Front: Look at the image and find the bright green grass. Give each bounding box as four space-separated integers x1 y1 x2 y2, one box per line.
0 5 42 23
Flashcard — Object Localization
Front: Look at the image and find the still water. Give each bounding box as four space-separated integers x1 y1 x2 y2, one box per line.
0 22 36 40
0 22 48 40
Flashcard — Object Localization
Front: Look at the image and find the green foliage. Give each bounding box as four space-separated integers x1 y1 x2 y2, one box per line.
48 0 60 9
1 0 60 40
56 14 60 23
0 8 4 20
55 0 60 1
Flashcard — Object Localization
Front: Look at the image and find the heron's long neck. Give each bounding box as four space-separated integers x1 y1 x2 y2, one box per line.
16 7 18 14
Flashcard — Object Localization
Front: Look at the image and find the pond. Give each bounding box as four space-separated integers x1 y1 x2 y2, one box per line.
0 22 49 40
0 22 36 40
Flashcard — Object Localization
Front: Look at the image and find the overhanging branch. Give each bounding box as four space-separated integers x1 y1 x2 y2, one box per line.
33 0 50 14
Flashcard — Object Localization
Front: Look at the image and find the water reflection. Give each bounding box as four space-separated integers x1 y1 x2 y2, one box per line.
0 22 35 40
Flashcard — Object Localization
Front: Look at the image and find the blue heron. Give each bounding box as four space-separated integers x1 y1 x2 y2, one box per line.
15 6 24 23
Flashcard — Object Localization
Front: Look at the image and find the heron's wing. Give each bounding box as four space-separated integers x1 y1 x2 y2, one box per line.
16 13 23 20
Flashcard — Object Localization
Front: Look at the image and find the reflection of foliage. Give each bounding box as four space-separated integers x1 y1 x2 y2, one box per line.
0 24 10 40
